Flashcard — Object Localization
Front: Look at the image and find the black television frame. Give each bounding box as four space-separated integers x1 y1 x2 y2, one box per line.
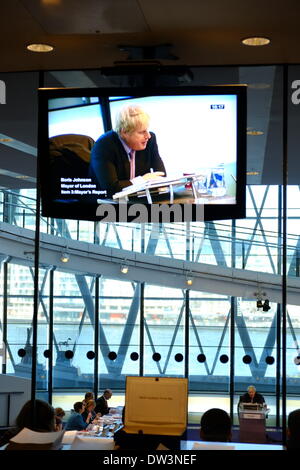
38 85 247 222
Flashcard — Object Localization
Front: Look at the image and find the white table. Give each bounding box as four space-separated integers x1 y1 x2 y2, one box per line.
180 440 285 451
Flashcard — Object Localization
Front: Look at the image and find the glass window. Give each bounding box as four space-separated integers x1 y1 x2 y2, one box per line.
98 278 140 389
144 285 185 377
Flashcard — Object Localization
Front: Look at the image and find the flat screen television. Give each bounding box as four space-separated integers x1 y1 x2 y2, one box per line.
38 85 247 222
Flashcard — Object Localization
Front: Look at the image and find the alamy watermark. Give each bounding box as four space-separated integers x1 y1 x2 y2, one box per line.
95 201 205 223
291 80 300 104
0 80 6 104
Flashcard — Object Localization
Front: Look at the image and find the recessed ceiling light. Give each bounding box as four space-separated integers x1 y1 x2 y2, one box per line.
27 43 54 53
242 37 270 46
247 171 260 176
0 138 13 142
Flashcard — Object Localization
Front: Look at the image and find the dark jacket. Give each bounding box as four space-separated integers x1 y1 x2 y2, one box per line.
239 392 265 405
89 130 166 197
95 395 110 416
114 427 181 451
81 409 96 425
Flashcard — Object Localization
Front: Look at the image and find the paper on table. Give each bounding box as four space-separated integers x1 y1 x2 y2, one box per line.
192 441 235 450
71 436 114 450
113 175 186 200
10 427 64 445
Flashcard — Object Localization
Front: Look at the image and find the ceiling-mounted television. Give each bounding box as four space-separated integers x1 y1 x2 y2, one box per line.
38 85 246 223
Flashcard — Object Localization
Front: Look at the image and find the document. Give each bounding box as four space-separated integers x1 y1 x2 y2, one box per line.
10 428 64 450
10 427 64 446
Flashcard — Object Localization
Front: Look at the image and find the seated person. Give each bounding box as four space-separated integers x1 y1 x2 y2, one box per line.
82 391 94 407
54 407 65 431
114 407 180 451
200 408 232 442
81 399 100 425
239 385 265 406
65 402 90 431
95 389 112 416
89 105 166 198
287 409 300 449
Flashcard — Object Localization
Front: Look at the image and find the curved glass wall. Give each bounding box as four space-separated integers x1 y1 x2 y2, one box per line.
1 65 300 429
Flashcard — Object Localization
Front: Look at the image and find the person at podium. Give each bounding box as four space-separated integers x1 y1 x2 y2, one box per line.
239 385 265 406
89 105 166 198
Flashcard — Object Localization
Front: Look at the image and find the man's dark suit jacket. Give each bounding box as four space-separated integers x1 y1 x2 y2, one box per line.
95 395 109 415
239 392 265 405
89 130 166 198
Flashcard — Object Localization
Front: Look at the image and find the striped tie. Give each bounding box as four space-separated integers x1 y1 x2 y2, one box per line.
129 150 135 179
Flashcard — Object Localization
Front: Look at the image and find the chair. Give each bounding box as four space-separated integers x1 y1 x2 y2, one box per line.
48 134 95 199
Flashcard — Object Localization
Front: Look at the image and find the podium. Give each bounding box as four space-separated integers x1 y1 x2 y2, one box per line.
238 404 267 443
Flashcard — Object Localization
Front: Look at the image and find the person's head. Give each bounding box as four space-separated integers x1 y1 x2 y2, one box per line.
73 401 85 414
287 409 300 441
54 407 65 419
85 399 96 412
16 399 55 433
115 105 151 151
200 408 232 442
247 385 256 399
103 389 112 400
84 392 94 402
54 408 65 431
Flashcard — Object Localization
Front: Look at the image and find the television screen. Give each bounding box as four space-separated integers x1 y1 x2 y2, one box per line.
38 85 246 222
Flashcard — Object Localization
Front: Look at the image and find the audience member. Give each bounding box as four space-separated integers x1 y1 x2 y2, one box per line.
65 402 90 431
0 399 56 448
82 392 94 406
81 399 100 424
200 408 232 442
95 389 112 415
54 407 65 431
287 409 300 449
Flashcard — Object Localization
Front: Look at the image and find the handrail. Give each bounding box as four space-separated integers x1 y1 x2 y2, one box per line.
0 188 299 260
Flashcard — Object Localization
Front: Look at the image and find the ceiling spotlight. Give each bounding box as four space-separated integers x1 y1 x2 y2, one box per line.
262 299 271 312
186 275 193 286
241 37 270 46
27 43 54 53
60 252 70 263
120 264 129 274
